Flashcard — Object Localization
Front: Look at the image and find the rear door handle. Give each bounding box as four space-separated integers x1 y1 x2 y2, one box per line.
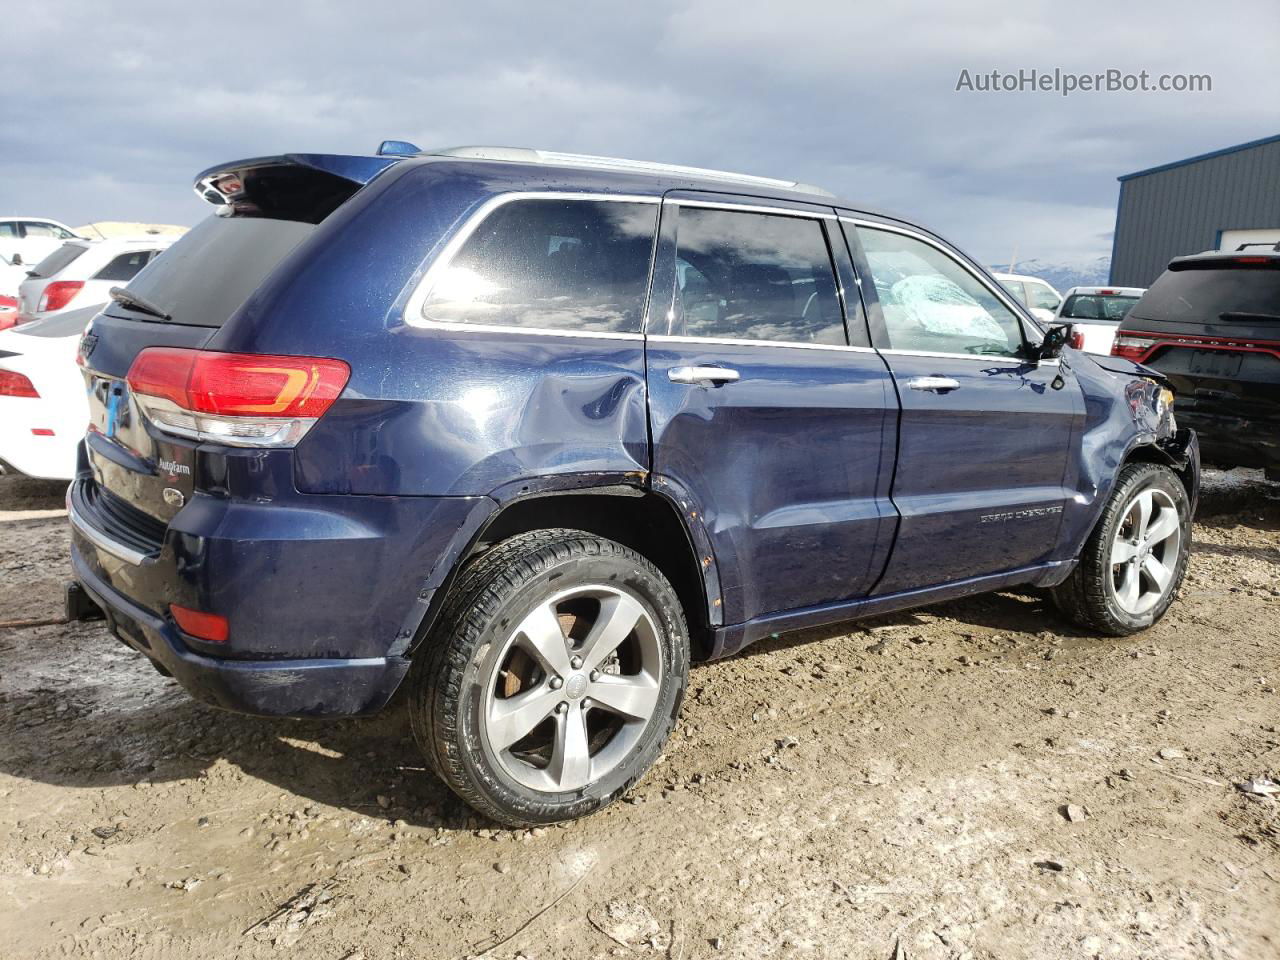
668 365 741 385
906 376 960 393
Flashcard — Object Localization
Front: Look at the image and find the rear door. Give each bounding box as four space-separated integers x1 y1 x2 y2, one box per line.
847 219 1082 593
645 194 898 625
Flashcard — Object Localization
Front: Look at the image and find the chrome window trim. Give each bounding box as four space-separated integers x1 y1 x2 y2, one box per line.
879 347 1057 365
409 319 644 341
402 191 661 338
670 198 836 220
840 216 1047 349
648 334 876 354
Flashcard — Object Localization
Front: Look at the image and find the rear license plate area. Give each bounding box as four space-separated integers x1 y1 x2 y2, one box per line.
1188 350 1243 377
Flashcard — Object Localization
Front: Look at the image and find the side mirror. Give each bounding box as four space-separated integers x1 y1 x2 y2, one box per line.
10 253 22 266
1038 323 1075 361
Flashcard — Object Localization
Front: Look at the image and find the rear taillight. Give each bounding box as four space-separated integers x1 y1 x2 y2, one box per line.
126 348 350 448
37 280 85 313
1112 332 1159 361
170 604 229 644
0 370 40 398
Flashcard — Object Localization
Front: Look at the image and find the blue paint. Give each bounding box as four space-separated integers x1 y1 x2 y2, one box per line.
70 149 1199 719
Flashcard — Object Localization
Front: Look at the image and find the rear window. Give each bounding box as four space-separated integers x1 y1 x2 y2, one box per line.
93 250 155 283
1132 264 1280 324
420 198 658 334
1060 294 1139 322
29 243 88 279
106 216 313 327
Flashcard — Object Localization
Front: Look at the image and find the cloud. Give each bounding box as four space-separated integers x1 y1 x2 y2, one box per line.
1 0 1275 265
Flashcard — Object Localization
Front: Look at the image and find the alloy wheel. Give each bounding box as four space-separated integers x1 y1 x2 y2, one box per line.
1108 486 1182 616
480 585 663 793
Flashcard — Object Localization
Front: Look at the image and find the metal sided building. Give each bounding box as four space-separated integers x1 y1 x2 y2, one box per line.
1110 133 1280 287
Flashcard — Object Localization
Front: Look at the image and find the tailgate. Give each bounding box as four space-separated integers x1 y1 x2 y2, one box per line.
80 313 215 523
1147 345 1280 422
74 150 398 525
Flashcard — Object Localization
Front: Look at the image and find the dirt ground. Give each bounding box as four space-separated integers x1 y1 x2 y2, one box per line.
1 471 1277 960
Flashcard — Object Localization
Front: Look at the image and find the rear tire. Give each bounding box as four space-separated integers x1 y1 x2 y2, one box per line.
408 529 688 827
1051 462 1191 636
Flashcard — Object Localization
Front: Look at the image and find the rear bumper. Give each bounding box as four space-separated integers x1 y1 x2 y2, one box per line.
71 549 410 717
66 453 495 717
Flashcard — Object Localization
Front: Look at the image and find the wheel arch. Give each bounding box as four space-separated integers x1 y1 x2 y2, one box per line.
1120 430 1200 516
405 480 721 662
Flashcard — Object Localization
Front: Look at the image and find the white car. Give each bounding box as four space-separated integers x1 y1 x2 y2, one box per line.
1054 285 1146 355
1 253 30 298
0 306 97 480
993 272 1062 324
0 217 82 274
17 236 174 323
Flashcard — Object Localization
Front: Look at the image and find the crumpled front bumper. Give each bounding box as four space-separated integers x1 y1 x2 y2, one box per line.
1157 427 1201 516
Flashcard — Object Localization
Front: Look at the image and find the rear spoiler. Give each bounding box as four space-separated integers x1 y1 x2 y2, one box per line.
192 153 403 224
1168 251 1280 271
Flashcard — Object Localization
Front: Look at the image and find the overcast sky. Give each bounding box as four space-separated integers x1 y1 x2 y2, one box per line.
3 1 1276 266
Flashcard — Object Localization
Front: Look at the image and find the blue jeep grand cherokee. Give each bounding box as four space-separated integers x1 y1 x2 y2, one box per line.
67 144 1199 825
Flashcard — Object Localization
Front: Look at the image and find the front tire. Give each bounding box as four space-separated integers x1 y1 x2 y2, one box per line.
408 529 688 827
1052 462 1191 635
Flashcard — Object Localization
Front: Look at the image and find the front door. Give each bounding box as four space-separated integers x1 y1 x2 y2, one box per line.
645 196 898 625
846 220 1082 594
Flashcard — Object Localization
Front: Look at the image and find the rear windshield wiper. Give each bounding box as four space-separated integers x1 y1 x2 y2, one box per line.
109 286 171 321
1219 311 1280 322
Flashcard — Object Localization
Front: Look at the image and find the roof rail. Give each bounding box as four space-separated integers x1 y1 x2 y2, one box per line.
419 145 835 198
1234 240 1280 252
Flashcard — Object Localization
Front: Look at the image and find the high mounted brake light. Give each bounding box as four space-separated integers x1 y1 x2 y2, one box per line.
126 348 350 448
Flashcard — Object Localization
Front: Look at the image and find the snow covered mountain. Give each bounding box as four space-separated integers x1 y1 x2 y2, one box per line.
991 257 1111 292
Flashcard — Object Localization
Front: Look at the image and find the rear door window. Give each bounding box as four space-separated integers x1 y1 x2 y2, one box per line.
21 222 62 238
420 198 658 334
29 243 88 278
670 206 845 345
93 250 155 283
